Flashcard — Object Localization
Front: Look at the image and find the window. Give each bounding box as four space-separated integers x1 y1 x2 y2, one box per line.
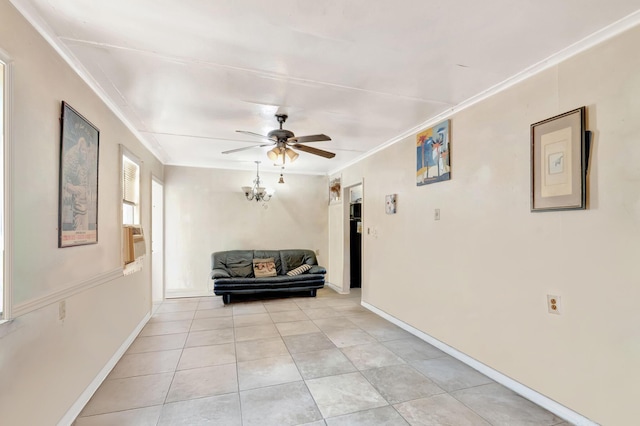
122 148 143 272
122 152 140 225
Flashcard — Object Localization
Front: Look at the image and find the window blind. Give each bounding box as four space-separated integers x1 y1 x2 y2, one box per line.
122 156 139 205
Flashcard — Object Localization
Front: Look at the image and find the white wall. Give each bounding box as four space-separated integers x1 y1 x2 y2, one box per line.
164 165 329 296
0 2 163 424
330 27 640 425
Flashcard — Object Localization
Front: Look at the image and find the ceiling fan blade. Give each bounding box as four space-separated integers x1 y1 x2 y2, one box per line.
292 143 336 159
288 134 331 143
236 130 275 143
222 143 272 154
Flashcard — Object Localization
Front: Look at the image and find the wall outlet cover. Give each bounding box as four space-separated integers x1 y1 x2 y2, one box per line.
547 295 561 315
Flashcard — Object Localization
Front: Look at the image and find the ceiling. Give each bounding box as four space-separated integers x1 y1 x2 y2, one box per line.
11 0 640 175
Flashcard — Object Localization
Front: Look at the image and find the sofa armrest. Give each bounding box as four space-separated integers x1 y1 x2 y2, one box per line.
211 268 231 279
308 265 326 275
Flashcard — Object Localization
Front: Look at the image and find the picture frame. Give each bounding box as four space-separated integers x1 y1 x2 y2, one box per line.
58 101 100 247
531 107 586 212
417 119 451 186
329 175 341 204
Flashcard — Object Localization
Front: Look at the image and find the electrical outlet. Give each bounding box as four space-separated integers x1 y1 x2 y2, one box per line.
59 300 66 320
434 208 441 220
547 295 561 315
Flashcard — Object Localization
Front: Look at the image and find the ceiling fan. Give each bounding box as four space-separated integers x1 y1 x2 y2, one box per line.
223 114 336 163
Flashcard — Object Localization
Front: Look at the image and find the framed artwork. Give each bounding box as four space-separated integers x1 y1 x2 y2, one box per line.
531 107 587 212
58 101 100 247
417 119 450 186
385 194 397 214
329 175 341 204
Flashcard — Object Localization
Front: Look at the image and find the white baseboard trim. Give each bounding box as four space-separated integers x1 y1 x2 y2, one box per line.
57 312 151 426
361 301 599 426
165 290 210 299
325 282 348 294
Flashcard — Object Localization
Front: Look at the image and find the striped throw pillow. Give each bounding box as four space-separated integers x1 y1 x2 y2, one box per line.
286 264 312 276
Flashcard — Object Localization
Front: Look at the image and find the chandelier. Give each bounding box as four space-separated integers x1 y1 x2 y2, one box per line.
242 161 274 202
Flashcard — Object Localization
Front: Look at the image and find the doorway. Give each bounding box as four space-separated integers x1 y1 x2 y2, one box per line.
347 183 363 289
151 177 164 305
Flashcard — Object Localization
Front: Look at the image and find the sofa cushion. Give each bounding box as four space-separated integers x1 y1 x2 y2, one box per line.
253 258 277 277
225 251 254 277
280 249 317 274
286 264 312 276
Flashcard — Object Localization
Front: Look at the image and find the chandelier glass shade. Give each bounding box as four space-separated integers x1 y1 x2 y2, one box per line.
242 161 274 202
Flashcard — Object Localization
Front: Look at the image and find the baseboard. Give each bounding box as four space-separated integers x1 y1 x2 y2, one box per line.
57 312 151 426
325 282 348 294
361 301 599 426
165 289 210 299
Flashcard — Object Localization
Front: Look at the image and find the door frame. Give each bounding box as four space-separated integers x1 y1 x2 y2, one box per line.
342 180 363 294
151 176 164 306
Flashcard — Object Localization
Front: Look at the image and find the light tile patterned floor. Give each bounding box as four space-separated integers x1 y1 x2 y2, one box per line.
74 288 572 426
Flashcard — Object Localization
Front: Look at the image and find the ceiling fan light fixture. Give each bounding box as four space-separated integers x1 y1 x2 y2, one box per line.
268 147 288 165
278 174 285 184
267 147 281 161
231 114 335 162
285 147 299 162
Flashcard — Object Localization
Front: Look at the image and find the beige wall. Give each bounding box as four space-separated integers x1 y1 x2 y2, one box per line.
331 27 640 425
2 0 639 423
164 165 329 296
0 2 163 424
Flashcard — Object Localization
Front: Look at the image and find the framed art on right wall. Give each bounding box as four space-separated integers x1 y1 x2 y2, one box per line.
531 107 587 212
416 119 450 186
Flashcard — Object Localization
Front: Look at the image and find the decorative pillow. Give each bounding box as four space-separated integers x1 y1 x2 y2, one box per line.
286 264 312 276
253 258 277 278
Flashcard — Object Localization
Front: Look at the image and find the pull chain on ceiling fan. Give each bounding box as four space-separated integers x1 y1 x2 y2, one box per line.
222 114 336 164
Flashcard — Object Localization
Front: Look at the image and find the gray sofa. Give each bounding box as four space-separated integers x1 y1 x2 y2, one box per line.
211 249 326 304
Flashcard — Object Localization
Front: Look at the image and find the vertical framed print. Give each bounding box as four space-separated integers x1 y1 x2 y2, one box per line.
58 101 100 247
417 119 451 186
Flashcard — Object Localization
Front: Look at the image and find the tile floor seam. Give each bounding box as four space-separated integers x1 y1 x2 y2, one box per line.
322 403 402 424
297 371 325 423
445 393 499 426
344 336 473 425
160 316 191 408
443 380 498 394
232 320 244 426
448 382 569 426
160 390 239 406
